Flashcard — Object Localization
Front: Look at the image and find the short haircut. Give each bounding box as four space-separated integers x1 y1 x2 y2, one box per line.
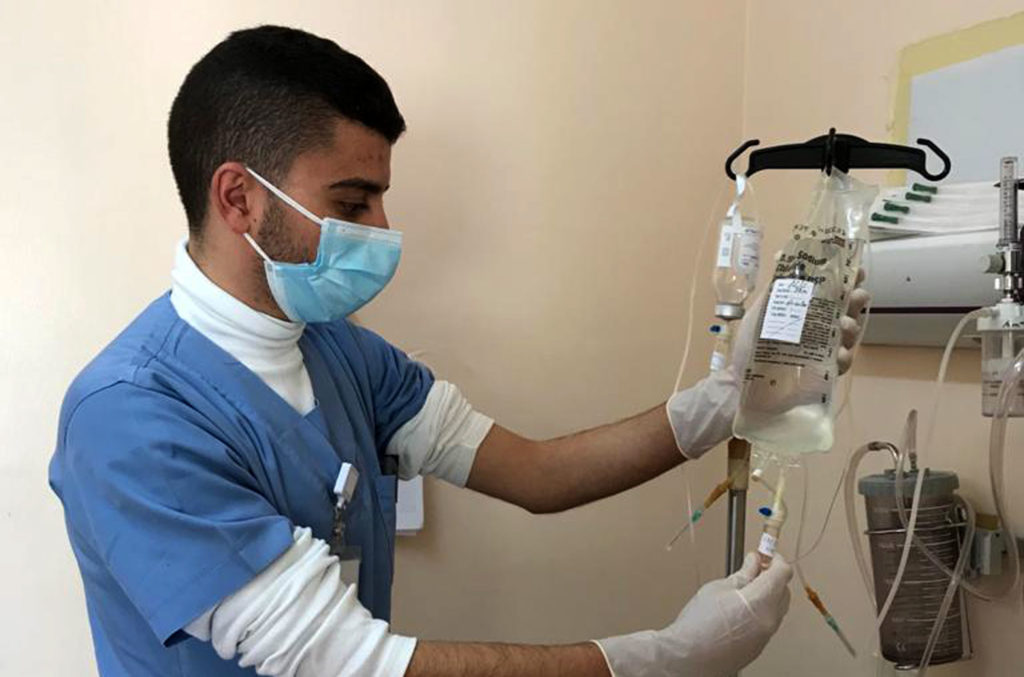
167 25 405 236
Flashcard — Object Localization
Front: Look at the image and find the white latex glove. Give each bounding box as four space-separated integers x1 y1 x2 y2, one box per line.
595 553 792 677
666 276 870 460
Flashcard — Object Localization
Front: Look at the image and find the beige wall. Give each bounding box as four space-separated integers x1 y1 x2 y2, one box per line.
6 1 1024 675
0 1 743 674
742 3 1024 676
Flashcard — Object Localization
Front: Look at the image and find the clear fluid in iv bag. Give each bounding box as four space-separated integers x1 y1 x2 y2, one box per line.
733 172 875 463
732 242 849 459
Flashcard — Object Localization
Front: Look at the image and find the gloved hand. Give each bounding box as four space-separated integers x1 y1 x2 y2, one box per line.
666 273 870 459
595 553 792 677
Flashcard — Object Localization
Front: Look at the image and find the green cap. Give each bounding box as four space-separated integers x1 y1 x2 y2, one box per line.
871 213 899 224
906 192 933 203
912 183 938 194
883 201 910 214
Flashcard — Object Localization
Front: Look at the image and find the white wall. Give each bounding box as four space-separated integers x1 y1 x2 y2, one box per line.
10 2 1024 676
0 2 744 674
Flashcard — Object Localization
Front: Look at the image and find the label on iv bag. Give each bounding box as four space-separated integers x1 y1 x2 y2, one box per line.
737 228 761 277
717 220 761 276
760 279 816 343
717 224 736 268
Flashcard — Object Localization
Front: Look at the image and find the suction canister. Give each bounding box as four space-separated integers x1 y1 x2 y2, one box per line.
858 469 968 669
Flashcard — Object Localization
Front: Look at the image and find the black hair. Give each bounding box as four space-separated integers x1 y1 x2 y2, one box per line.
168 25 405 236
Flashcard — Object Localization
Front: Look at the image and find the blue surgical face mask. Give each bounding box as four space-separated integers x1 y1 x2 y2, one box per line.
243 167 402 324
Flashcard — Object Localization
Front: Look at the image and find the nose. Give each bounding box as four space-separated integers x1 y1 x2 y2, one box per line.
371 201 390 230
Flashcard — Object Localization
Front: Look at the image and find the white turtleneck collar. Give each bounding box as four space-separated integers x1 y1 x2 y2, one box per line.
170 238 316 414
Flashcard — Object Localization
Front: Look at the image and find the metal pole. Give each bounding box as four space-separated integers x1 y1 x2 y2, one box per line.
726 438 751 576
726 488 747 575
726 438 751 677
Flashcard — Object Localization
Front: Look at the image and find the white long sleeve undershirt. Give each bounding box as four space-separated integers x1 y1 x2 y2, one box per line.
186 527 417 677
170 239 315 413
169 239 494 675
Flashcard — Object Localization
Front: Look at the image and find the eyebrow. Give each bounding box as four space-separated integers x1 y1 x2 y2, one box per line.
327 178 388 194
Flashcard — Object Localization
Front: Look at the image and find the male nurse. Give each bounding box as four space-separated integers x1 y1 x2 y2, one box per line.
50 25 867 677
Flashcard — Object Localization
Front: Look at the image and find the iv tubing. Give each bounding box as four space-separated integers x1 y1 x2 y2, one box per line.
841 442 928 657
794 366 864 565
920 334 1024 673
922 308 991 461
794 447 852 563
840 309 1021 668
977 346 1024 597
794 250 872 565
872 451 925 631
670 184 729 396
792 372 863 568
665 182 732 564
917 495 975 677
845 435 1014 670
665 474 735 550
835 241 872 420
843 443 882 609
758 471 855 656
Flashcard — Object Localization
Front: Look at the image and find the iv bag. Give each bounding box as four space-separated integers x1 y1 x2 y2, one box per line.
733 170 876 463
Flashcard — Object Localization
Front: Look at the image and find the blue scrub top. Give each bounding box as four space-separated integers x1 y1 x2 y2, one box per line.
49 294 433 676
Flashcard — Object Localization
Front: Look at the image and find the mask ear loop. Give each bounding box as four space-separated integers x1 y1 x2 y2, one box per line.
242 166 326 264
245 166 324 226
243 232 273 263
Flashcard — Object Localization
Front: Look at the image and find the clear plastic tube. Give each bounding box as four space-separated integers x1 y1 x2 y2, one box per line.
922 308 991 460
795 464 812 562
787 276 871 565
844 308 1022 670
670 184 731 395
666 182 731 565
892 457 1015 603
682 467 701 583
843 442 946 660
916 495 975 677
980 345 1024 596
894 322 1021 603
836 238 872 419
849 437 1012 671
882 364 1023 671
843 443 882 608
873 455 926 632
794 385 864 564
794 458 847 563
766 468 855 656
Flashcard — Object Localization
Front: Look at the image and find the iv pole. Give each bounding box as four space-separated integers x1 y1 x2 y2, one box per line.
725 439 750 574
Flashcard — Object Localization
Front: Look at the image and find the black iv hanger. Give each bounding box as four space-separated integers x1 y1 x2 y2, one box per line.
724 128 951 181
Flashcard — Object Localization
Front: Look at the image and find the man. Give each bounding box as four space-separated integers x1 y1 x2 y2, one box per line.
50 25 866 677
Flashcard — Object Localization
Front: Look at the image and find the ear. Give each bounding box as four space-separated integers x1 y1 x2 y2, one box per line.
208 162 265 236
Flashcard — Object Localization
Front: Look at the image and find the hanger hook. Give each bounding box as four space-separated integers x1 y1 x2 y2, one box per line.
823 127 837 175
725 139 761 180
915 138 951 181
